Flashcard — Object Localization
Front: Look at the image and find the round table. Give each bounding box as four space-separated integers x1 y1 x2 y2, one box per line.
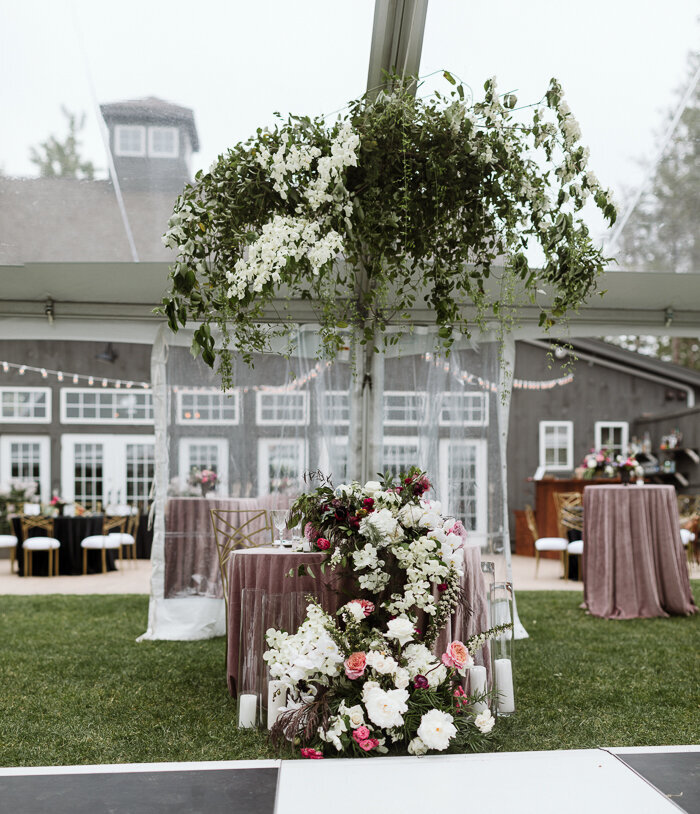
582 484 697 619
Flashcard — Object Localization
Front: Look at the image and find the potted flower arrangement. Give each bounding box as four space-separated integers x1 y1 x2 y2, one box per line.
615 454 644 485
263 468 511 758
581 448 615 479
188 466 218 497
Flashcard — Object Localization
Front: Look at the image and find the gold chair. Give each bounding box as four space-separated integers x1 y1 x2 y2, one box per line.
209 508 274 620
0 533 18 572
525 505 569 578
80 514 128 574
106 507 140 565
554 491 584 580
20 515 61 577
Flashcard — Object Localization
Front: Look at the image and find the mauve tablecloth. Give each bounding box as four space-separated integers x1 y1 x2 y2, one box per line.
225 544 487 697
583 484 697 619
164 496 290 599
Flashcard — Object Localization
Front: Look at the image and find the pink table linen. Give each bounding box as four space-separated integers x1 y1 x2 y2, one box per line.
164 496 290 599
583 484 697 619
226 544 488 696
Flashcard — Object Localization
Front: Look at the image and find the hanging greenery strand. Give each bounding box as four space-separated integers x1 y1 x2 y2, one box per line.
159 74 616 387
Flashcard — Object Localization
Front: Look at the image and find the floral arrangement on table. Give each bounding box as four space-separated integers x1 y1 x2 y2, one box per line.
188 466 218 496
615 454 644 483
581 448 615 478
160 74 616 388
263 468 511 758
0 479 38 531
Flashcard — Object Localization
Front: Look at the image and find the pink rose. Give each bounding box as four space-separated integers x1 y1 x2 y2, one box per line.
316 537 330 551
352 725 371 742
344 651 367 679
441 640 472 670
448 520 467 541
300 748 324 759
358 738 378 752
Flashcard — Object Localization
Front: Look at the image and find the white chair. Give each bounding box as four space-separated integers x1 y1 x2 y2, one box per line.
81 515 128 574
107 507 139 565
20 516 61 577
525 505 568 578
0 534 18 572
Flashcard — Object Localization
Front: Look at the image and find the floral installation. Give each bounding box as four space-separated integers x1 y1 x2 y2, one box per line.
160 74 616 387
263 468 511 758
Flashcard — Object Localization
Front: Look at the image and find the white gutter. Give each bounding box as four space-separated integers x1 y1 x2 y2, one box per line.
524 339 696 408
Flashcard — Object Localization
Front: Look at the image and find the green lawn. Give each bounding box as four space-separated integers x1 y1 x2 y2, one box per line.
0 587 698 767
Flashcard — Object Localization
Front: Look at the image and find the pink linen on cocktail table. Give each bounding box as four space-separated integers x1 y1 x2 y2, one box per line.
226 544 488 696
582 484 697 619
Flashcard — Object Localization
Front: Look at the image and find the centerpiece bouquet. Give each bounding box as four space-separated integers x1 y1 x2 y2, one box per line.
264 468 511 758
188 466 218 497
615 454 644 484
581 448 615 478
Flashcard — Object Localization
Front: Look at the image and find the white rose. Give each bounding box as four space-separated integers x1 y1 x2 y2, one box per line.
474 708 495 734
365 650 399 675
384 616 415 646
416 709 457 751
407 737 429 756
363 480 382 494
344 602 365 622
364 686 409 729
343 704 365 728
393 667 410 689
399 503 423 528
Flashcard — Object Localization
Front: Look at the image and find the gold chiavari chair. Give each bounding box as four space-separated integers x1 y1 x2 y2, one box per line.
554 491 584 580
20 515 61 577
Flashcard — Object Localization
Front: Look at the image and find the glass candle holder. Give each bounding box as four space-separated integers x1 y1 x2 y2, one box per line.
489 581 515 717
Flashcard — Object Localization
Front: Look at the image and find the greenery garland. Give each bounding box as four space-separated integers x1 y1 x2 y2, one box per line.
160 74 616 386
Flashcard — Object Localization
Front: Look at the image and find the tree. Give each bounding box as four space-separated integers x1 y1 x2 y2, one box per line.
609 50 700 370
29 106 96 180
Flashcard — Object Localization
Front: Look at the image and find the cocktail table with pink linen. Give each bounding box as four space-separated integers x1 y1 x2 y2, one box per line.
582 484 697 619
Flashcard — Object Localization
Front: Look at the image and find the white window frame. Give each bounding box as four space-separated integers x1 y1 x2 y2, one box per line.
257 438 307 496
178 437 229 496
438 438 488 548
383 391 427 426
382 435 421 475
114 124 146 157
320 391 350 426
175 389 240 425
0 387 52 423
538 420 574 471
60 388 154 425
0 435 51 502
255 391 309 426
594 421 629 457
438 391 489 427
61 433 155 505
148 126 179 158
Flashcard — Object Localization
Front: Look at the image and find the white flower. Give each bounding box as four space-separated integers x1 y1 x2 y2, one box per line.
365 650 399 675
339 702 365 728
399 503 423 528
474 708 495 734
363 480 382 494
407 737 429 756
393 667 410 689
364 686 409 729
344 602 365 622
416 709 457 751
360 507 400 542
384 616 415 646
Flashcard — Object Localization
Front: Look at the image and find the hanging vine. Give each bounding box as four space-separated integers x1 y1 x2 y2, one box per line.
159 74 616 387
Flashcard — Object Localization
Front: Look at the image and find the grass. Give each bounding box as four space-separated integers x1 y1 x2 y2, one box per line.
0 586 698 766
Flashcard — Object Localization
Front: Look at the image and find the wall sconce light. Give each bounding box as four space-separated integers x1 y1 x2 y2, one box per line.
664 307 674 328
45 297 54 325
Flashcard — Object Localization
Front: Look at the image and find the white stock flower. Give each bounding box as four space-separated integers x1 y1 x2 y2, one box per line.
364 686 409 729
416 709 457 751
384 616 415 646
407 737 429 756
474 709 495 734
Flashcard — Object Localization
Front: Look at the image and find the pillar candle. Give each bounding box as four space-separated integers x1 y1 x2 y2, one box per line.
494 658 515 715
469 665 488 713
238 693 257 728
267 680 287 730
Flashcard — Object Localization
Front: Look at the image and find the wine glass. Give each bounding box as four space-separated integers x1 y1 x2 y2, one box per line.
270 510 287 546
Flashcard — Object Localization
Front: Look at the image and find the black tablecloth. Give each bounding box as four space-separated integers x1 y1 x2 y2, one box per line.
12 516 118 576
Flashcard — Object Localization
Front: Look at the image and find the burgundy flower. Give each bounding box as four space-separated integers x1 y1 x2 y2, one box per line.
437 583 448 592
413 675 429 689
316 537 330 551
348 515 360 530
362 497 375 511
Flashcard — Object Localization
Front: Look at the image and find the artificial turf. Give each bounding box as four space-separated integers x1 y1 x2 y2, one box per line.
0 586 698 766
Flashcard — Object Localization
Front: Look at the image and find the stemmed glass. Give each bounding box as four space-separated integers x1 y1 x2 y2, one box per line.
270 510 288 547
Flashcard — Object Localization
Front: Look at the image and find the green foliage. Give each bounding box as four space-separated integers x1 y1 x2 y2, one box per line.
29 106 96 180
160 76 616 387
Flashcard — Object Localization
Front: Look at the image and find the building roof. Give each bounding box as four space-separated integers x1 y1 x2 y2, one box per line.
100 97 199 151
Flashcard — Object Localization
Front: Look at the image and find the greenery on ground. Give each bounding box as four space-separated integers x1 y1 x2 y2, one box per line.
0 588 698 766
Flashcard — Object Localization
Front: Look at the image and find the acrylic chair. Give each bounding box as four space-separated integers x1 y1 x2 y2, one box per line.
20 515 61 577
554 491 585 580
0 533 18 572
80 514 128 574
524 505 568 578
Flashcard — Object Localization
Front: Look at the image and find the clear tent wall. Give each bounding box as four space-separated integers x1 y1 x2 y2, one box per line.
141 324 514 641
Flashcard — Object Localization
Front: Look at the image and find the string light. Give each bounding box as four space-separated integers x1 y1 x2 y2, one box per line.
423 353 574 392
0 360 149 389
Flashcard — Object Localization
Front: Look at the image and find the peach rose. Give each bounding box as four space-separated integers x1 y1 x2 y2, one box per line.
441 640 472 670
344 651 367 680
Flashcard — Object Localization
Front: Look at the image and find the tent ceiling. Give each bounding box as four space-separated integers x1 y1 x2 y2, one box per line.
0 263 697 343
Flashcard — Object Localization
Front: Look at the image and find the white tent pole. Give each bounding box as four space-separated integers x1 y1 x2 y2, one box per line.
497 335 528 640
137 324 168 641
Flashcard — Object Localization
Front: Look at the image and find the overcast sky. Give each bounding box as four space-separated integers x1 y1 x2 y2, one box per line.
1 0 697 242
